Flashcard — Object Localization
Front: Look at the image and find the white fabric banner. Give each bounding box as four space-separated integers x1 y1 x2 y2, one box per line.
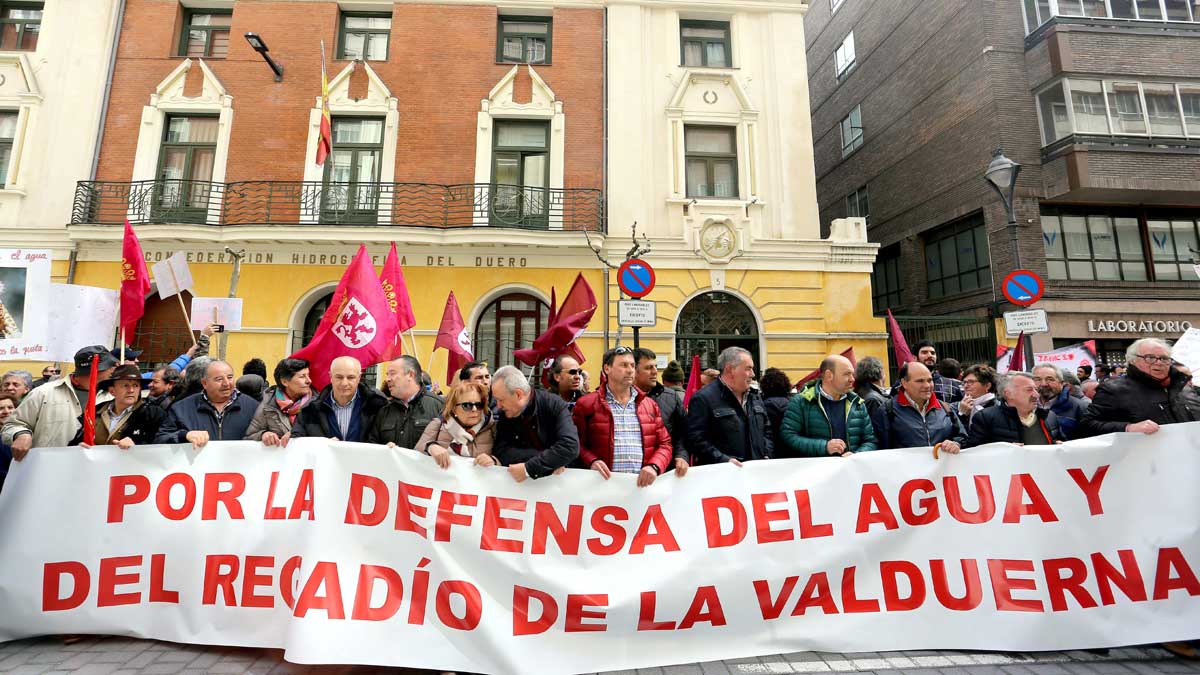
0 428 1198 674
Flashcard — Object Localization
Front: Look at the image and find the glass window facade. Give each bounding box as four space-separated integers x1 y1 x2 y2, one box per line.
924 215 991 299
871 245 903 314
840 105 864 156
1042 209 1200 282
1024 0 1198 31
1037 77 1199 144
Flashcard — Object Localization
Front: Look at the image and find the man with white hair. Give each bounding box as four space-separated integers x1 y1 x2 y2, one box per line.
1079 338 1200 438
491 365 579 482
290 356 387 443
963 372 1064 448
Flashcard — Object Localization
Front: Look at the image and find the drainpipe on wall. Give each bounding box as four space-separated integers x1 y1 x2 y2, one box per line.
601 6 610 350
90 0 126 182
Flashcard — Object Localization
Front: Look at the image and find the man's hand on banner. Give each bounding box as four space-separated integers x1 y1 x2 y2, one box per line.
674 458 689 477
261 432 291 448
1126 420 1160 434
729 457 743 467
185 430 210 450
932 441 961 459
827 439 847 455
508 463 528 482
637 466 657 488
10 433 30 461
591 460 612 479
116 438 134 450
474 454 495 467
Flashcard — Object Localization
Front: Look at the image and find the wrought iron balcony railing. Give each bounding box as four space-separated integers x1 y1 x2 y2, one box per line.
71 180 605 232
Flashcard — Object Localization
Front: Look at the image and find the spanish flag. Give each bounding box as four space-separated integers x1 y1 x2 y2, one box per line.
315 41 333 166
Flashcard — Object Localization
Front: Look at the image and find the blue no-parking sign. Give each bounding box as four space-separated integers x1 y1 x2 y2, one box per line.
1002 269 1044 307
617 259 656 298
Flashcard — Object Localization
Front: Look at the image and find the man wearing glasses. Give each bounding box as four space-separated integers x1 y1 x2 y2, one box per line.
30 365 61 389
1079 338 1200 438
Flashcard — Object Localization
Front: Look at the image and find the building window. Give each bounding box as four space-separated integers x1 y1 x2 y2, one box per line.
492 120 550 228
846 184 869 224
924 215 991 299
1043 210 1200 282
338 13 390 61
0 111 15 184
179 10 231 58
840 105 864 157
155 116 218 223
475 293 548 371
497 16 551 64
322 118 384 223
834 32 856 78
0 2 41 51
1036 77 1198 145
831 0 847 13
680 20 731 68
684 125 738 199
871 245 903 314
1024 0 1197 31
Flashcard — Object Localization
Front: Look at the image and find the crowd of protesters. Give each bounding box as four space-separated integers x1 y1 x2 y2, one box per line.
1 332 1199 657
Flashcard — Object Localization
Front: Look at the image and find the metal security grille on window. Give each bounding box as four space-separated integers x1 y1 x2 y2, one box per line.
498 19 550 64
475 294 547 371
0 3 41 51
676 293 756 337
182 12 231 58
340 14 390 61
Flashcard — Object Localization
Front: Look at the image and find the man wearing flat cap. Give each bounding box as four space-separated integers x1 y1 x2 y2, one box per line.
71 364 166 448
2 345 117 460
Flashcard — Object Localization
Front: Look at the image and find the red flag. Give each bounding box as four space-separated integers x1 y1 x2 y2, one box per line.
1010 332 1027 372
683 355 703 408
81 355 100 445
378 243 416 361
290 245 399 390
793 347 857 390
514 273 596 366
433 292 473 385
886 309 915 367
315 42 333 166
120 221 151 338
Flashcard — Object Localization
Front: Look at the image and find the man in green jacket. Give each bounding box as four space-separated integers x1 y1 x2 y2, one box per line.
779 354 878 458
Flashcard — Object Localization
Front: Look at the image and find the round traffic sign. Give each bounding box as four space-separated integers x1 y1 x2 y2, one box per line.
617 259 656 299
1002 269 1044 307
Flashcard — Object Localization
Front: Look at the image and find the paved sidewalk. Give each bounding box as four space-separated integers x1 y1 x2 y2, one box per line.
0 637 1196 675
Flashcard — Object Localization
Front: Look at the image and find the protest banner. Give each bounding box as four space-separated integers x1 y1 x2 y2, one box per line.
998 340 1099 377
0 248 53 361
0 428 1197 674
1171 328 1200 386
189 297 243 331
43 284 120 362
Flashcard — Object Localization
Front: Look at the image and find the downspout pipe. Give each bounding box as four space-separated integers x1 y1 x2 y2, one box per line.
601 5 610 349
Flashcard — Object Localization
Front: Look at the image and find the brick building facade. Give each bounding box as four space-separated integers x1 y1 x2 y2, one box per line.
806 0 1200 366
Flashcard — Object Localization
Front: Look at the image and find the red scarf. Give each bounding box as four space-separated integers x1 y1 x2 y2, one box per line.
275 389 311 424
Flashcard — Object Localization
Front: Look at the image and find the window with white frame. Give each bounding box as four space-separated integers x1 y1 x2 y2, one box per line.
834 32 856 79
831 0 847 14
1036 77 1200 144
1024 0 1198 33
840 105 863 157
0 111 15 184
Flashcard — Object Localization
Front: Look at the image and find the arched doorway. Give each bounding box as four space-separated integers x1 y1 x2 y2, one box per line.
675 291 760 374
292 292 378 386
474 292 549 371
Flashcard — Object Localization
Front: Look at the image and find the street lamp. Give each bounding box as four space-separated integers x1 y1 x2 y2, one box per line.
985 148 1022 268
244 33 283 81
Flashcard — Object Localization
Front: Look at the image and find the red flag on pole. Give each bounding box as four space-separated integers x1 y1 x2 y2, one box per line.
793 347 858 391
378 243 416 361
1010 332 1027 372
514 273 596 366
433 292 473 386
683 354 703 409
886 309 915 367
315 41 333 166
120 221 151 339
81 355 100 445
290 245 399 390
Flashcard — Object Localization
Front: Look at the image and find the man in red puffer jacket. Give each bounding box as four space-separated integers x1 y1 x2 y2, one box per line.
573 346 673 488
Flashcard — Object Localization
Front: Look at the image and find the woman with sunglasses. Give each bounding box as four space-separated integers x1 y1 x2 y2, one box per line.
414 381 497 469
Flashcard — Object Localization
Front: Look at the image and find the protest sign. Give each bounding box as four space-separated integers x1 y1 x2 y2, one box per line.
190 297 243 331
998 340 1099 377
0 249 53 361
42 284 120 362
0 428 1197 673
1171 328 1200 385
151 252 194 300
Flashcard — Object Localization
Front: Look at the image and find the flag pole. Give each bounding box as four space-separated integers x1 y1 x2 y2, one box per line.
167 266 197 347
406 328 418 358
119 328 125 363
